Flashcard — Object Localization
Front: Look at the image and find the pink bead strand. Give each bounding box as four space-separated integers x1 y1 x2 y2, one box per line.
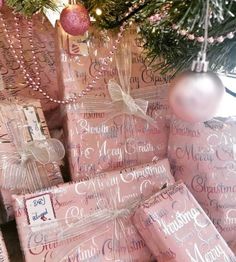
0 3 138 104
173 24 235 44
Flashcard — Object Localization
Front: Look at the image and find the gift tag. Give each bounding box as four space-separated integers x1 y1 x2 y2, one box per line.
25 193 56 231
67 34 89 56
23 106 45 141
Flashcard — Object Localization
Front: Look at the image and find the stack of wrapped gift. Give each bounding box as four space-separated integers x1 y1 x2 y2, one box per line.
12 166 236 261
13 159 174 261
0 17 235 262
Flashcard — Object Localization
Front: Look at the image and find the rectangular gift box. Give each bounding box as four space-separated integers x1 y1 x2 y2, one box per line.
0 97 64 223
64 86 170 181
168 116 236 252
0 231 9 261
13 159 174 262
60 26 170 181
132 181 236 261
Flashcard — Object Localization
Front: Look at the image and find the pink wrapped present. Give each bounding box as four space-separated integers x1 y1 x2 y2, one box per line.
168 116 236 252
133 181 236 261
64 87 169 181
63 39 170 181
0 231 9 261
0 97 64 223
13 159 174 262
0 8 60 113
55 23 170 100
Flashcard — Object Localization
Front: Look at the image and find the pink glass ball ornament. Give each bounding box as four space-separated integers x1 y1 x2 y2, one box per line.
60 4 90 36
169 71 225 123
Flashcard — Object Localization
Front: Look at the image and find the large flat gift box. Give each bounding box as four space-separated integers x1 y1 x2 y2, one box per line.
13 159 174 261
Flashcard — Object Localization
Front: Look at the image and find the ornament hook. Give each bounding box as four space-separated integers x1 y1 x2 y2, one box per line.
191 52 209 73
191 0 210 73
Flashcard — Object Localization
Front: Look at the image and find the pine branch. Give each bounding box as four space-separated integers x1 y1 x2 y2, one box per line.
3 0 236 75
140 0 236 75
5 0 57 16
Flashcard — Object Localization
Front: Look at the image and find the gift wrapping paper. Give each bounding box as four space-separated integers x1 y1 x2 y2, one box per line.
55 22 171 100
64 85 170 181
0 7 60 113
13 159 174 262
133 181 236 262
168 116 236 252
0 97 63 223
0 231 9 261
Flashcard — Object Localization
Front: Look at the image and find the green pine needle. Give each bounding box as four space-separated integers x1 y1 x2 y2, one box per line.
5 0 57 16
4 0 236 75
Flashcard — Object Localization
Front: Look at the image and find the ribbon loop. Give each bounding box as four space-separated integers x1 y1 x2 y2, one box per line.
108 79 157 126
26 138 65 165
107 35 157 127
0 118 65 192
111 208 131 220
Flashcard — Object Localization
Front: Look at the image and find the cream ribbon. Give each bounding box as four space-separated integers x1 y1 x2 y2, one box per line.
25 196 141 262
0 118 65 193
108 79 157 127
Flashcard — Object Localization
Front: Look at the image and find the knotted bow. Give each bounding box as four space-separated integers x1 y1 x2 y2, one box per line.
107 37 157 127
25 184 142 262
0 119 65 193
108 80 157 126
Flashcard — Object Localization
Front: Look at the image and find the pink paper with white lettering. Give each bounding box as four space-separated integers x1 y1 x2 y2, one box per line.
55 23 171 100
168 116 236 253
64 86 169 181
0 8 59 113
132 181 236 261
13 159 174 262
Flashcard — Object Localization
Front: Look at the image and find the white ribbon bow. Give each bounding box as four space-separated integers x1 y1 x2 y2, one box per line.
26 196 141 262
0 138 65 192
108 80 157 126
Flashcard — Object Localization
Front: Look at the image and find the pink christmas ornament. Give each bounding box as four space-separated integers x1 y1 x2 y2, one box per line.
169 70 224 123
60 4 90 36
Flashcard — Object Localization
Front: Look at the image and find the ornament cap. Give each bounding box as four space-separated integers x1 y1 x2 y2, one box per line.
191 52 209 73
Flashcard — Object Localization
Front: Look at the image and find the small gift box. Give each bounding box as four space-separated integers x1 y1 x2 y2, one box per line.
0 7 60 113
0 97 64 222
63 39 170 181
168 116 236 252
0 231 9 261
13 159 174 262
132 181 236 261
